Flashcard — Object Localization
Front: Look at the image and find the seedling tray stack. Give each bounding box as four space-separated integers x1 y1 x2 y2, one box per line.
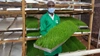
60 17 87 27
26 16 89 55
62 36 86 52
60 17 90 34
26 16 40 38
27 36 86 56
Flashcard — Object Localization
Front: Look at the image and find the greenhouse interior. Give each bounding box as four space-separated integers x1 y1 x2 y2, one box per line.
0 0 100 56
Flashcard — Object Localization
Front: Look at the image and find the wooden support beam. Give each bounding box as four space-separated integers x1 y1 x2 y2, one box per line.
21 0 26 56
26 10 91 14
0 11 22 15
31 4 91 8
88 0 95 50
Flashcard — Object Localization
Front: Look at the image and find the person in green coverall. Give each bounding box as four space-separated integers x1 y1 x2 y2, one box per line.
40 1 62 56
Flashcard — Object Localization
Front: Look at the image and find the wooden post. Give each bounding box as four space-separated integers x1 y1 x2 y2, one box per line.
88 0 95 49
22 0 26 56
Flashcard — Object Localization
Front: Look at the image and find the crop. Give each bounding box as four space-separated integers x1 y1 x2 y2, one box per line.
70 36 86 50
60 17 90 32
34 20 78 52
62 36 86 52
60 17 87 26
26 16 86 55
26 16 39 28
27 31 40 36
27 37 86 56
27 40 44 56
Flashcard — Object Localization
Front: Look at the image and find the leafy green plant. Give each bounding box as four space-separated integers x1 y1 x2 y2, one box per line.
34 20 78 52
26 16 39 28
62 36 86 52
27 37 86 56
27 31 40 36
60 17 87 26
27 40 44 56
70 36 86 50
60 17 90 32
26 16 86 55
65 38 79 51
62 43 69 52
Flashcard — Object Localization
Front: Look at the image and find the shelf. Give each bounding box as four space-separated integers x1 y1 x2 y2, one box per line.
0 8 92 14
0 0 25 56
30 4 91 8
79 26 88 28
73 32 90 36
0 28 91 43
0 32 90 44
26 31 90 40
26 36 40 40
0 1 91 6
9 28 22 31
26 10 92 14
0 10 90 15
0 17 23 32
0 37 39 43
26 33 90 40
5 8 92 11
0 28 40 32
0 38 22 44
31 1 91 7
27 28 39 31
0 32 22 44
0 11 22 15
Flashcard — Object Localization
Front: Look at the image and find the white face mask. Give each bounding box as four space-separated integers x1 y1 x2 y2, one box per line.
48 8 55 13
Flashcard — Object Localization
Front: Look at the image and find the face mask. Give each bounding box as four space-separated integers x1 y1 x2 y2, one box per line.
48 8 55 13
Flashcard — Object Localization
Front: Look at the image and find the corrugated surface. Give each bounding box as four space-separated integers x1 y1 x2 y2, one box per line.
10 42 22 56
0 42 22 56
0 43 12 56
0 17 22 31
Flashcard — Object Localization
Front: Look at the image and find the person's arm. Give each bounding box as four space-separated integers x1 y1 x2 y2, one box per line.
40 16 47 36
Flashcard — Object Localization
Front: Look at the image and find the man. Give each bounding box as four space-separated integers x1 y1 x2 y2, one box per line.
40 1 62 56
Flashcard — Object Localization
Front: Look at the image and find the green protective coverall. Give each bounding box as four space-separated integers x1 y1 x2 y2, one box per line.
40 12 62 56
